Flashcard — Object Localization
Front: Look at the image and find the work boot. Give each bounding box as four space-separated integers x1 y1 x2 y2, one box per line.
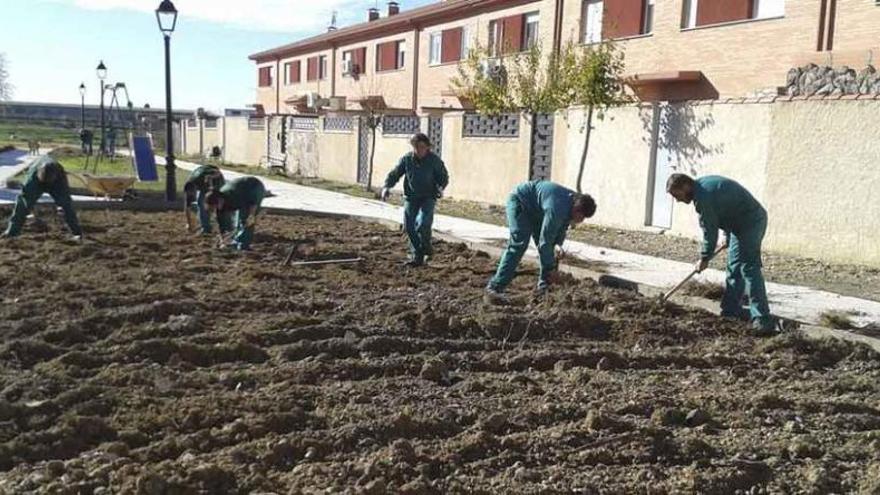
484 288 509 306
751 318 778 337
403 258 425 268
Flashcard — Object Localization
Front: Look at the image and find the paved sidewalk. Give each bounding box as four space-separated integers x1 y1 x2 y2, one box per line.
165 158 880 328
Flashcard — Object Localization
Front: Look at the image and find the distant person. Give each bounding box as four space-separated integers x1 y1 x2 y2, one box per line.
79 129 94 156
380 133 449 267
2 156 82 241
204 176 266 251
666 173 775 334
27 140 39 155
485 180 596 304
183 164 229 235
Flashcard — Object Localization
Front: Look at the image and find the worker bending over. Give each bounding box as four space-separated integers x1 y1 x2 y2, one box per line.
204 176 266 251
183 164 229 234
666 173 775 334
381 133 449 267
2 156 82 241
486 180 596 303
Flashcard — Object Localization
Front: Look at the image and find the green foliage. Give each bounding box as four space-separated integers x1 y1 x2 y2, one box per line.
451 41 630 117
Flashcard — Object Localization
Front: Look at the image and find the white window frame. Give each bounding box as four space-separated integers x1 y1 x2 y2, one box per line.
342 51 353 76
643 0 655 34
461 26 471 59
319 55 328 80
397 40 406 69
283 62 292 85
524 12 540 49
753 0 785 20
582 0 604 44
488 20 501 57
682 0 698 28
429 32 442 65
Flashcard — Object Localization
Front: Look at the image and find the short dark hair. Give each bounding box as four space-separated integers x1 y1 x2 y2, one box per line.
666 173 694 193
410 133 431 147
574 194 597 218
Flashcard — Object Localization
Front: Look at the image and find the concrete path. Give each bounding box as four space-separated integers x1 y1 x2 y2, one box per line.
164 158 880 329
0 149 43 202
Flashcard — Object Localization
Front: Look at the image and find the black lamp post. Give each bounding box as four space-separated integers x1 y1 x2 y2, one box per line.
156 0 178 201
79 83 86 129
96 61 107 154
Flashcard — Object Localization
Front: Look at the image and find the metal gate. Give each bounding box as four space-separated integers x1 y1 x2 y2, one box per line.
529 113 554 181
428 115 443 158
357 116 371 185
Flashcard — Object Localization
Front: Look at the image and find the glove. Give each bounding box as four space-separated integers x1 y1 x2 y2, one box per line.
381 188 390 201
437 188 445 199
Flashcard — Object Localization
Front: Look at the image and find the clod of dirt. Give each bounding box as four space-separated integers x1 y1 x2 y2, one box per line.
819 310 856 330
681 281 725 301
685 408 711 427
136 472 168 495
584 409 627 432
651 408 686 427
596 357 614 371
0 400 17 421
361 477 387 495
419 359 448 383
859 463 880 494
389 439 416 465
478 413 508 434
788 438 824 459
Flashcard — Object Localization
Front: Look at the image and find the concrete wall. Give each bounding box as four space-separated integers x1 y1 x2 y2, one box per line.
315 117 358 183
224 116 266 166
184 121 200 156
764 99 880 266
442 112 533 204
370 125 416 192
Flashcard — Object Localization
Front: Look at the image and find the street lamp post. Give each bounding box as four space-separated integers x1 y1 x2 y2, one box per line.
79 83 86 129
96 61 107 155
156 0 178 202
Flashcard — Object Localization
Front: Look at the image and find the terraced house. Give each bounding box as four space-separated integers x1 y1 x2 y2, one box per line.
249 0 880 113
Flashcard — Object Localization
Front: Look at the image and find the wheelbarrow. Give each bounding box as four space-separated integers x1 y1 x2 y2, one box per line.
70 173 137 200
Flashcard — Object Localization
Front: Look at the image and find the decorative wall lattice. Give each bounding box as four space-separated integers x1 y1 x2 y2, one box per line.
529 113 554 181
247 118 265 131
382 115 421 136
290 116 318 131
428 116 443 158
462 113 519 138
323 116 354 132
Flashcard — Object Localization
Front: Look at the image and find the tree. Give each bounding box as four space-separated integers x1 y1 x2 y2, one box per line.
452 41 629 193
0 53 13 101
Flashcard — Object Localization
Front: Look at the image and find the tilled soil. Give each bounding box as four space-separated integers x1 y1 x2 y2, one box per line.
1 211 880 494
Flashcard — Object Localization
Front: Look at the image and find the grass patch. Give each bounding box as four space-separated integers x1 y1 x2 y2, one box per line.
0 122 82 147
12 146 189 196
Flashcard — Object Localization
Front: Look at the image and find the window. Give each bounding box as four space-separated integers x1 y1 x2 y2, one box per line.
284 61 300 85
319 55 328 80
524 12 540 49
377 40 406 71
643 0 655 34
683 0 782 28
489 15 525 55
583 0 603 43
397 41 406 69
488 20 500 56
258 66 273 87
429 32 442 65
342 51 353 74
753 0 784 19
461 26 471 58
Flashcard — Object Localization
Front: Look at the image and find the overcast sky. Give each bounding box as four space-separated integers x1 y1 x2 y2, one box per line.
1 0 434 112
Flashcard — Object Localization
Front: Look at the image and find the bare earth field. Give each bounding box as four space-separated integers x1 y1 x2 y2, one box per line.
1 211 880 494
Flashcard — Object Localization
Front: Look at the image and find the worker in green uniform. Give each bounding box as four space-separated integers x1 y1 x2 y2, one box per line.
204 176 266 251
381 133 449 267
485 180 597 303
2 156 82 241
666 173 775 334
183 164 229 234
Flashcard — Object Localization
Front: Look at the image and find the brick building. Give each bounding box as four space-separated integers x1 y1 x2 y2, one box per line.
249 0 880 114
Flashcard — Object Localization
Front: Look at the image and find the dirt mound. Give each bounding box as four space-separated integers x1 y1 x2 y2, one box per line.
0 210 877 493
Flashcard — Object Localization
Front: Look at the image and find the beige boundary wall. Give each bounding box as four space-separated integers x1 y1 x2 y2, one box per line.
205 98 880 267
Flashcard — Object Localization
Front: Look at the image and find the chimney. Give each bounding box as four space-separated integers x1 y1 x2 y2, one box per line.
388 2 400 16
368 7 380 22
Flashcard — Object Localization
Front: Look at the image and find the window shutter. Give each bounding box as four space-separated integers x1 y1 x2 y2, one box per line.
696 0 753 26
258 67 271 87
307 57 318 81
378 41 398 71
355 47 367 74
441 27 463 63
603 0 645 39
289 61 301 83
501 15 524 54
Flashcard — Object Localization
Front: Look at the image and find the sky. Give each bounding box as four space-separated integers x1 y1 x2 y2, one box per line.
0 0 435 112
